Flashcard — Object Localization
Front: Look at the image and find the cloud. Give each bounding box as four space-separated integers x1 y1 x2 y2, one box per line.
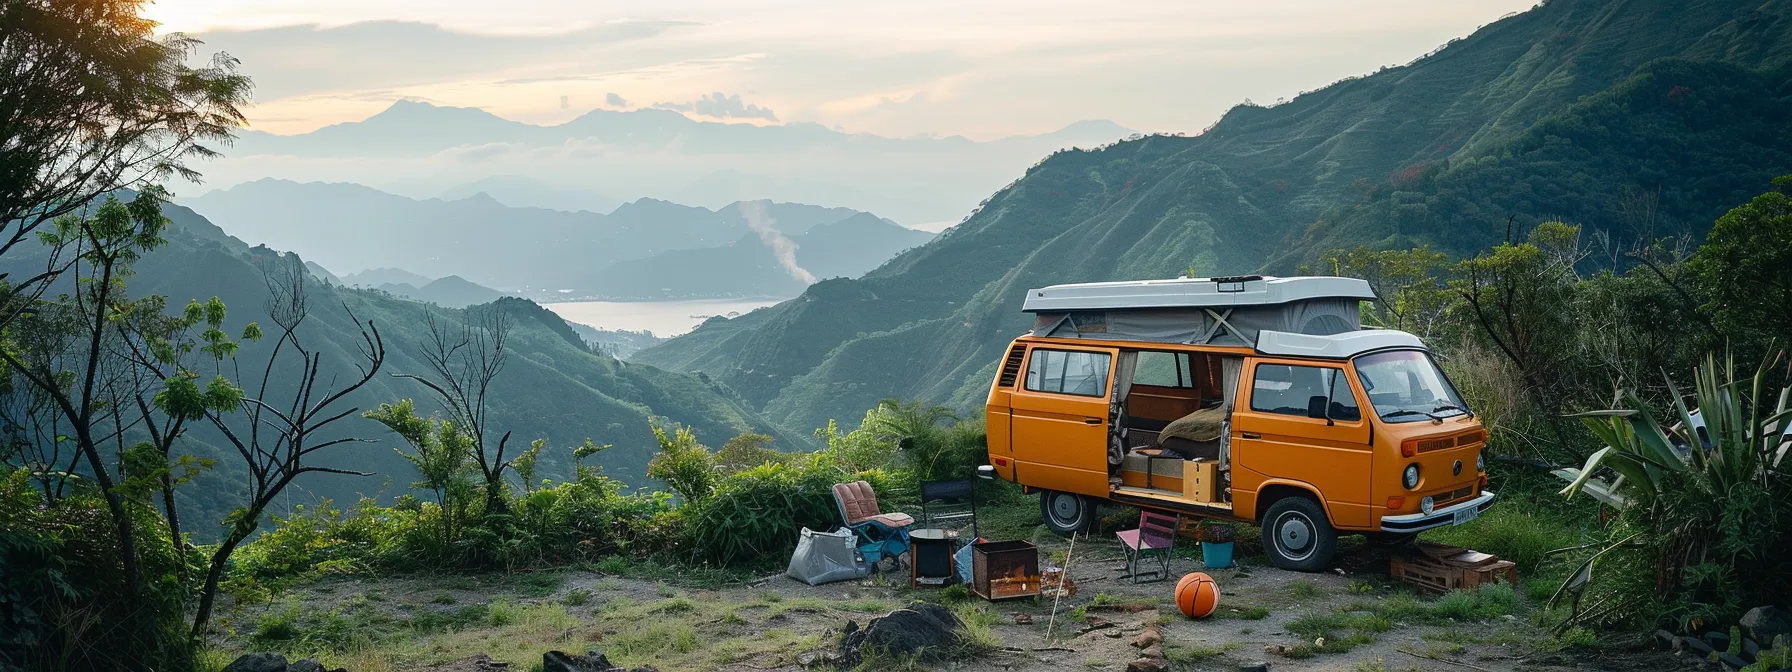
652 92 778 121
191 20 694 101
605 92 629 107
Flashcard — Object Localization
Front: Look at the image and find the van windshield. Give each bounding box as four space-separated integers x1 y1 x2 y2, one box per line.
1352 350 1468 423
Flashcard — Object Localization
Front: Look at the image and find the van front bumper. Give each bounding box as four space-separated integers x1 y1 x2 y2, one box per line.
1380 491 1496 533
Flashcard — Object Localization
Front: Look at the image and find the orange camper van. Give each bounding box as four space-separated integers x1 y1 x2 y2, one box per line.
978 275 1494 571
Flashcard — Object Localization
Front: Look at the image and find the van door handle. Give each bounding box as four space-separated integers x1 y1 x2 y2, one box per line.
1241 432 1262 439
1083 418 1102 425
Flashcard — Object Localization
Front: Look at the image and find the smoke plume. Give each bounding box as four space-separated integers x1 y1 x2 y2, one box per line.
740 201 817 284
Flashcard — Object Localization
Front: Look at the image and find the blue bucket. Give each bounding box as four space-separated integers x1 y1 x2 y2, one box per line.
1201 541 1235 570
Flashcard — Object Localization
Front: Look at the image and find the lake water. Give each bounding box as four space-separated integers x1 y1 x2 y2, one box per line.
543 298 784 337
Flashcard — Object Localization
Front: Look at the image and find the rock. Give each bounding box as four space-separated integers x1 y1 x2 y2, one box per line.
1103 630 1123 639
1682 636 1715 656
1012 613 1034 625
1126 658 1169 672
1263 644 1292 656
224 653 290 672
1718 653 1748 670
1704 631 1731 652
837 602 965 665
1742 637 1761 659
1132 626 1163 649
1742 606 1791 646
542 649 615 672
1655 630 1678 650
288 661 326 672
1140 644 1164 660
1237 663 1271 672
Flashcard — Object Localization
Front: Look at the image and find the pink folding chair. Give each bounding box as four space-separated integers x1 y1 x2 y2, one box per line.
1117 510 1179 583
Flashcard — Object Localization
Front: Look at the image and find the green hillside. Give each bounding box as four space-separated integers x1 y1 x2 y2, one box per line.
634 0 1792 433
39 204 802 535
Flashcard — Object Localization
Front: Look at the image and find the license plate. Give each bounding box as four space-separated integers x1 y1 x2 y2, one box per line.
1452 505 1480 525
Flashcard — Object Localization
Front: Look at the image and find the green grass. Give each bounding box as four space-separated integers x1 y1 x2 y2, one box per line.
1421 506 1581 570
1342 584 1521 625
562 588 592 606
1216 605 1270 620
1288 579 1320 599
1165 641 1236 663
510 572 563 597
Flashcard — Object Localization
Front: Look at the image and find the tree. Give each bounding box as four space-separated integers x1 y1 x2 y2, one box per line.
397 308 515 512
1322 245 1451 336
187 262 386 638
0 0 249 330
646 422 716 504
109 294 261 554
364 399 474 543
1452 222 1586 416
1688 175 1792 351
0 194 174 599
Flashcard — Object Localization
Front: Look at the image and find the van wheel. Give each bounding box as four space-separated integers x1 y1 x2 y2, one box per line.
1261 497 1336 571
1040 490 1093 535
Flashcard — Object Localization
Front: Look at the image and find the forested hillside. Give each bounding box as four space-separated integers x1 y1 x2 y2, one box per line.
2 199 794 535
635 0 1792 433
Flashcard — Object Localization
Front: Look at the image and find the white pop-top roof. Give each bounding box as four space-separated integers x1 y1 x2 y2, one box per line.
1021 275 1375 313
1256 329 1427 359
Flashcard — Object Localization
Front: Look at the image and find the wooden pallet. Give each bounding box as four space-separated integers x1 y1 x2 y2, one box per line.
1390 543 1518 595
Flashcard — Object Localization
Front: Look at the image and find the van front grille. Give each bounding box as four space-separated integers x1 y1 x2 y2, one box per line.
997 345 1027 388
1435 486 1475 506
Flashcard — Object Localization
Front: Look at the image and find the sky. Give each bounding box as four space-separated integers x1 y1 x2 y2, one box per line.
148 0 1539 139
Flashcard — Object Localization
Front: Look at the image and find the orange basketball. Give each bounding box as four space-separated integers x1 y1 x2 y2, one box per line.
1175 572 1221 618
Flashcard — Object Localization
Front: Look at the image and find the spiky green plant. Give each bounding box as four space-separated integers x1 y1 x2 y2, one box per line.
1551 350 1791 630
1560 351 1791 506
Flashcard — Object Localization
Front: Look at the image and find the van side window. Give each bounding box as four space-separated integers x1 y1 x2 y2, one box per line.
1024 349 1112 397
1250 364 1358 420
1133 351 1192 388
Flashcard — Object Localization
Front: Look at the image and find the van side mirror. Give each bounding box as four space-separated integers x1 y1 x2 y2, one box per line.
1307 395 1330 421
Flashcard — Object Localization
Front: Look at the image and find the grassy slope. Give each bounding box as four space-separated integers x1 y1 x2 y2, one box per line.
634 0 1792 434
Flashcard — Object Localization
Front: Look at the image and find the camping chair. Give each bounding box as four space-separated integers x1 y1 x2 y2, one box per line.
832 481 914 567
1117 510 1179 583
919 479 979 540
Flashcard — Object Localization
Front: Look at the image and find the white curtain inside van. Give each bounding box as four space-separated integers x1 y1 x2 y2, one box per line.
1108 350 1138 468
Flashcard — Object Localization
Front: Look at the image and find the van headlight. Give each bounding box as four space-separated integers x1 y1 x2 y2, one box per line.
1421 496 1435 514
1476 452 1485 473
1403 464 1420 490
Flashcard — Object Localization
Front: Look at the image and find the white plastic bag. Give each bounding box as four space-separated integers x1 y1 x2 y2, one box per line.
786 527 868 586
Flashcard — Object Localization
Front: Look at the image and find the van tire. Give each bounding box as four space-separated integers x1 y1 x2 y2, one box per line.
1040 490 1094 535
1261 496 1336 571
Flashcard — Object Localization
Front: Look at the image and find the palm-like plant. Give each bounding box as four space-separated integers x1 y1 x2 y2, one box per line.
1559 351 1791 506
1550 350 1791 629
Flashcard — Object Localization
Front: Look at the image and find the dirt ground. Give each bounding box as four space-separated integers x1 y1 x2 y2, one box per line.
229 526 1711 672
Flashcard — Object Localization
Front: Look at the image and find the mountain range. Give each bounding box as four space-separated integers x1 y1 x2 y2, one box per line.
633 0 1792 434
194 104 1134 224
182 181 927 299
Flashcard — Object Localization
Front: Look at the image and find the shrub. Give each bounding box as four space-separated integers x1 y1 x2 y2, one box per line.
685 453 890 565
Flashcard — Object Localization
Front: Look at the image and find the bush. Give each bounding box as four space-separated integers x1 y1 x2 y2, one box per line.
0 469 195 670
685 452 890 565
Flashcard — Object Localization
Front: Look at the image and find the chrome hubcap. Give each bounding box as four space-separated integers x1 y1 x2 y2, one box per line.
1050 494 1081 523
1277 512 1315 560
